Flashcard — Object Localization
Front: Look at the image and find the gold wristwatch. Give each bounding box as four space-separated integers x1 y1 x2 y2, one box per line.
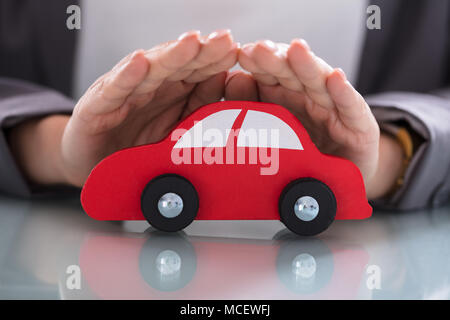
381 123 414 195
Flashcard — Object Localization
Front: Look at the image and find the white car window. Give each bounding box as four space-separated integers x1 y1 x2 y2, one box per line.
237 110 303 150
173 109 241 148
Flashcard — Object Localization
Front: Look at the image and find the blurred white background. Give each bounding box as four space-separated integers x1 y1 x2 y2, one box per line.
74 0 367 98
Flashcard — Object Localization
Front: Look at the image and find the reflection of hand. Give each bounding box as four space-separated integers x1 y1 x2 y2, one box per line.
10 30 238 188
226 39 403 199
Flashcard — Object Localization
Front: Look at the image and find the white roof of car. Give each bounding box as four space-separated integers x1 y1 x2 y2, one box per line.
173 109 303 150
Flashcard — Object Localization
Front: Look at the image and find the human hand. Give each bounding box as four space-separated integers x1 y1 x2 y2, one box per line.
60 30 238 187
226 39 403 198
9 30 238 188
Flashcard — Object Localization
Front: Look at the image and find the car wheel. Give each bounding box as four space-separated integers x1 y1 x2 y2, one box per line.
141 174 199 232
279 178 336 236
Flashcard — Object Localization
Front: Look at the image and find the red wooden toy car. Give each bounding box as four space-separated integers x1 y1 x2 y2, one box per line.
81 101 372 236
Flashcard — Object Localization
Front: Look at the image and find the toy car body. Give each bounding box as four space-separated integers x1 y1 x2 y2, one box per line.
81 101 372 235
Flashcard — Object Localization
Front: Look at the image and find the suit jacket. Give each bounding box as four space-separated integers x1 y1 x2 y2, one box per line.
0 0 449 210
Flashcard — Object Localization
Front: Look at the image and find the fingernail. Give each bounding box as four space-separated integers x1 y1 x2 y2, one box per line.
299 39 310 50
207 29 231 40
291 38 310 50
131 49 143 59
178 32 190 41
229 42 241 51
178 30 200 41
300 39 310 49
336 68 347 80
225 70 241 86
241 43 254 53
261 40 277 51
275 43 288 57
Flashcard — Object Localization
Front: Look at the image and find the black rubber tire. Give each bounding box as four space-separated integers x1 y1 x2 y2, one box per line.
279 178 336 236
141 174 199 232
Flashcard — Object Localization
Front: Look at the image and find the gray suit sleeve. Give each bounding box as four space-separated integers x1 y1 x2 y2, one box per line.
365 90 450 210
0 77 75 197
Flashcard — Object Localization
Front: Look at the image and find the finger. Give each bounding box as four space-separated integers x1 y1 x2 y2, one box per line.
239 43 263 73
326 68 374 132
167 29 234 82
287 39 334 108
252 72 279 86
224 70 259 101
251 40 303 91
133 31 202 94
189 29 234 69
251 41 291 78
184 42 239 83
83 50 149 115
183 71 228 117
239 43 278 86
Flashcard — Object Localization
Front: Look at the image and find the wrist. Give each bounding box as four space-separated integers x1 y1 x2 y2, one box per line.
366 132 405 199
9 115 71 187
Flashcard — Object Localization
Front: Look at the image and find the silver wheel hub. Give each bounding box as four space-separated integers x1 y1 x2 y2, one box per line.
158 192 184 218
294 196 319 221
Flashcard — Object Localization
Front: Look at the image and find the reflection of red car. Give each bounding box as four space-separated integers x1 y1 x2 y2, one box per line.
82 101 371 235
78 232 370 299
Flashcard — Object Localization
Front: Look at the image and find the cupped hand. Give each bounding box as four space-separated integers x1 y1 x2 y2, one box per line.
62 30 238 187
225 39 381 193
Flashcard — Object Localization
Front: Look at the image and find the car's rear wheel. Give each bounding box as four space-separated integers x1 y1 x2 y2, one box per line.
279 178 336 236
141 174 199 232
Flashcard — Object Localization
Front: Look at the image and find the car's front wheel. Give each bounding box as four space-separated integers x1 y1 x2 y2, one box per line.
279 178 337 236
141 174 199 232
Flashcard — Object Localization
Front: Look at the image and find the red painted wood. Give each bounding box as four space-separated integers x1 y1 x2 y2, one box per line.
81 101 372 222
